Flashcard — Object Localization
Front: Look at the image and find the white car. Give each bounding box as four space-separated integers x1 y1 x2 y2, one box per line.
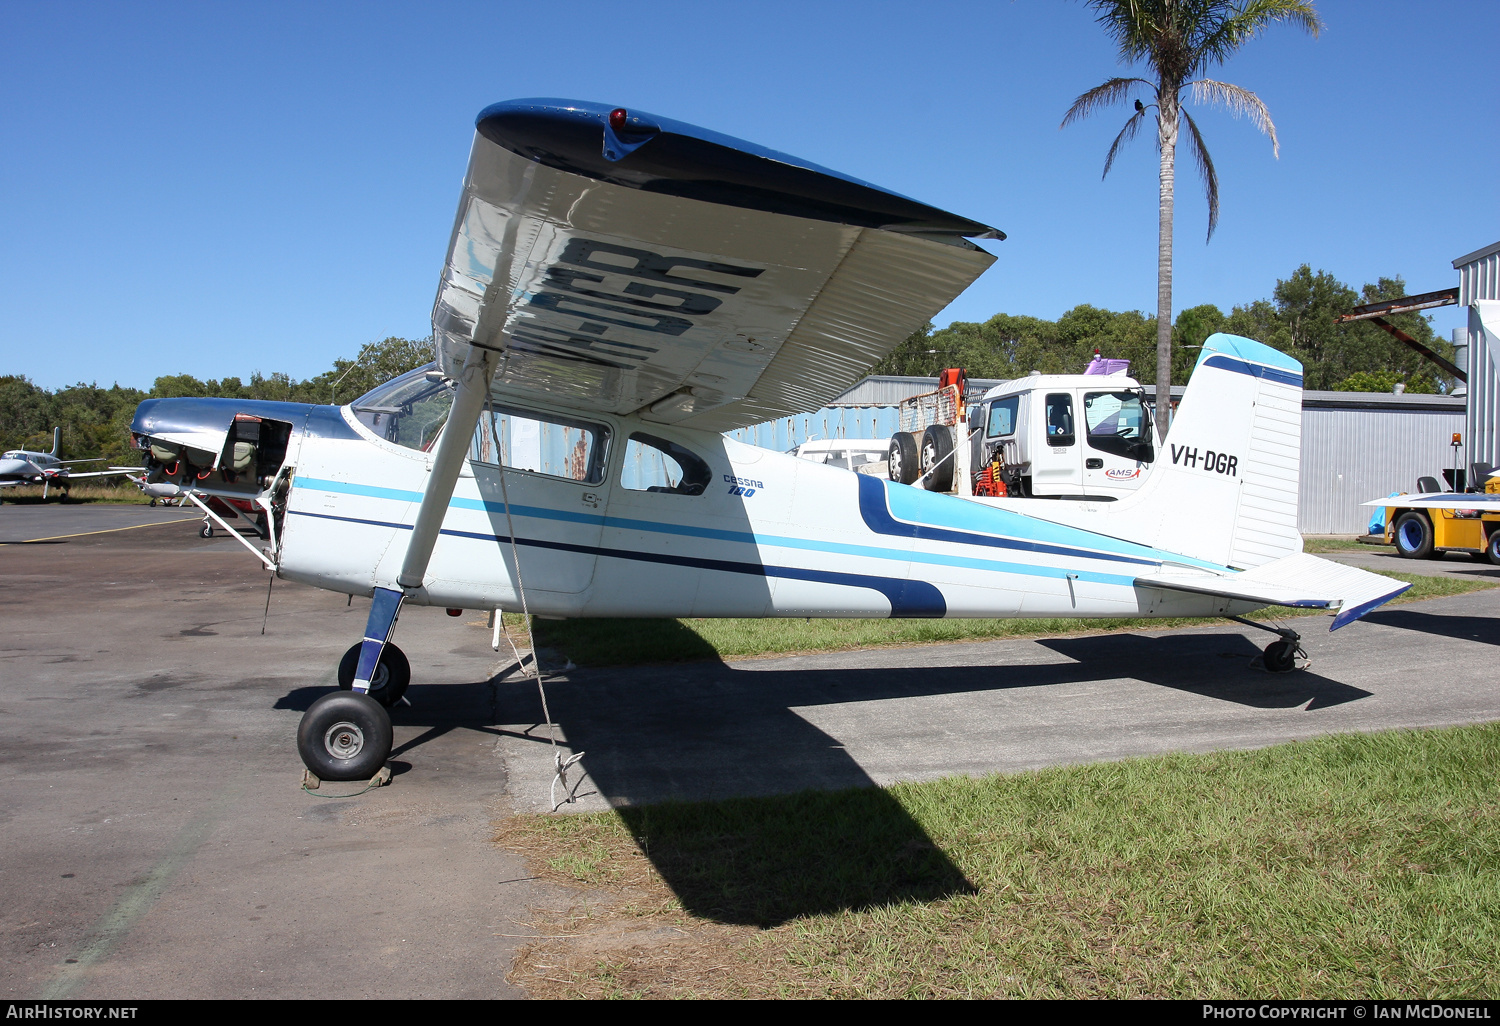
787 438 892 475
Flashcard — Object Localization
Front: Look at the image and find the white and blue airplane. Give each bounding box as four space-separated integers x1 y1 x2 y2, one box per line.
0 428 137 500
128 99 1409 781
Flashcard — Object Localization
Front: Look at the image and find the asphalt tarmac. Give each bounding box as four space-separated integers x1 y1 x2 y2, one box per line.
3 505 1498 997
1 507 549 999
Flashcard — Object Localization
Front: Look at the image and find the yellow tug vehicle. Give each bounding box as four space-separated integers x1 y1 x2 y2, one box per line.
1382 473 1500 564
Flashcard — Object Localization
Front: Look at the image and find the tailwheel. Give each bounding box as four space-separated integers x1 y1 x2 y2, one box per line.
1262 639 1301 673
337 642 410 708
297 692 392 781
1228 615 1306 673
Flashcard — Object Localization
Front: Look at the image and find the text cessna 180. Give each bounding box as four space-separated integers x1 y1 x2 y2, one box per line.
129 99 1408 781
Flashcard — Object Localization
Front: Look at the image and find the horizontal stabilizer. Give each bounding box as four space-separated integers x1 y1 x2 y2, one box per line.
1135 552 1409 631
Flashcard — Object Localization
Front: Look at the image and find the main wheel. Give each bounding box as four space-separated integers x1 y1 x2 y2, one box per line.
1488 530 1500 566
337 642 411 708
888 432 920 485
199 522 213 539
149 498 158 507
1392 511 1433 559
1263 640 1298 673
298 692 392 781
920 425 954 492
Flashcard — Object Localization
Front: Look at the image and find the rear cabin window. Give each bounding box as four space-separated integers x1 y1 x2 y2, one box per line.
470 405 609 485
986 396 1020 437
1044 393 1075 447
621 433 711 495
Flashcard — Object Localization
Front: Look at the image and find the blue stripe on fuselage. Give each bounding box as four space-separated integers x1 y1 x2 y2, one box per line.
859 476 1227 573
290 509 946 616
297 474 1199 578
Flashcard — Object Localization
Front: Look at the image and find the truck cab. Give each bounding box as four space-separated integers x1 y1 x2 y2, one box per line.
972 372 1155 500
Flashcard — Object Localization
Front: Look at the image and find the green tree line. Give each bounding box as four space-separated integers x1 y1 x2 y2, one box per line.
875 265 1455 393
0 336 430 464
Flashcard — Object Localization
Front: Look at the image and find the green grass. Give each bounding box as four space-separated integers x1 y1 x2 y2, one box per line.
1304 535 1390 553
532 571 1490 667
0 481 149 504
502 724 1500 998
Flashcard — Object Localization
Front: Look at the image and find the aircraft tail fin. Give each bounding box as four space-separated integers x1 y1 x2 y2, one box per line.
50 427 61 457
1107 333 1305 570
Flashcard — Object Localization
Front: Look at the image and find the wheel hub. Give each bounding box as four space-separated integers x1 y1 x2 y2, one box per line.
323 721 365 760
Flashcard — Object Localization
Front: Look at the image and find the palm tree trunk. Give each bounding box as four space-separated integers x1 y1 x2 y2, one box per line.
1156 93 1178 442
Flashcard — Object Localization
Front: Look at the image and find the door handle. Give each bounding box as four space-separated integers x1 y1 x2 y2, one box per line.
1086 458 1103 470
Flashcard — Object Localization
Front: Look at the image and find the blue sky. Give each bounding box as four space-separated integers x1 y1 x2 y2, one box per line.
2 0 1495 391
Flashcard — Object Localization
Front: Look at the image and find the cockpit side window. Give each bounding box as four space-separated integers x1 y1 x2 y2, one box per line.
470 405 609 485
621 433 711 495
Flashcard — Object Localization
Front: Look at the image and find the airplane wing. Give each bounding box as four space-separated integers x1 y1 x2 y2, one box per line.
1361 493 1500 510
431 99 1001 431
1135 552 1410 631
62 468 142 480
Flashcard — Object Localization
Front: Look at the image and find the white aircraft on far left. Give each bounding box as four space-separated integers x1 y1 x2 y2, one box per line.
0 428 137 501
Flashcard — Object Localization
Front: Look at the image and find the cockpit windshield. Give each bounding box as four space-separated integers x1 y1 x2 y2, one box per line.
350 365 454 451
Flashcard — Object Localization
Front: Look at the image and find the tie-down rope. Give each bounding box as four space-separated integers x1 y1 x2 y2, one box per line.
487 398 587 811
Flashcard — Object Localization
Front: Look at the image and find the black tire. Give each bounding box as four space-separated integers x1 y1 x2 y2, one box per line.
1488 530 1500 566
199 522 213 539
888 432 920 485
920 425 954 492
337 642 411 708
297 692 392 781
1263 640 1298 673
1392 511 1433 559
149 498 157 507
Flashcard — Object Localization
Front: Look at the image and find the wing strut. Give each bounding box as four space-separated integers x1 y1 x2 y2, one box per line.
398 346 497 589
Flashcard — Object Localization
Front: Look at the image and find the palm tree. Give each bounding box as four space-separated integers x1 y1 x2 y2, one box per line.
1062 0 1321 440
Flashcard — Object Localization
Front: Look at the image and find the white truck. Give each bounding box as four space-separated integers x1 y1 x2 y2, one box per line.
887 367 1157 501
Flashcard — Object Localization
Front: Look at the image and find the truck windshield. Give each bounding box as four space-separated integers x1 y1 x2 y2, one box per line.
350 366 454 451
1084 391 1153 461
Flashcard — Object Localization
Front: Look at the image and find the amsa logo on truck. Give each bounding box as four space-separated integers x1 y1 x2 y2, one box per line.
1170 444 1239 477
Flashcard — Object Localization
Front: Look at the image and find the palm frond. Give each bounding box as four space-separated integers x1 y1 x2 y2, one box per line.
1180 107 1220 241
1189 79 1280 157
1196 0 1322 69
1060 76 1153 128
1102 108 1148 179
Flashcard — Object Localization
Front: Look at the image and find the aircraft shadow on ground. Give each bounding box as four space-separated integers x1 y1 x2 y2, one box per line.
272 626 1370 925
1361 607 1500 647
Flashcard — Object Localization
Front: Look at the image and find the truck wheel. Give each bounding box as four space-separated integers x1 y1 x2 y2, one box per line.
1393 512 1433 559
920 425 954 492
888 433 920 485
1487 530 1500 566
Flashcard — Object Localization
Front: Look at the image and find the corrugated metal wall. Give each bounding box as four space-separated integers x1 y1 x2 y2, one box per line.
1456 242 1500 472
725 406 903 452
1299 403 1465 534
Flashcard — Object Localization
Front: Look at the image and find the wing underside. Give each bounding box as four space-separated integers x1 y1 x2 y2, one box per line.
431 100 999 431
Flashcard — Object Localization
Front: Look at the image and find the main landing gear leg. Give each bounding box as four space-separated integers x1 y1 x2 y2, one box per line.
297 587 403 780
1226 614 1306 673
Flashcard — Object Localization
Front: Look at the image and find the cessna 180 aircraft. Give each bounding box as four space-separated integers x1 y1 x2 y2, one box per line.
128 99 1409 781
